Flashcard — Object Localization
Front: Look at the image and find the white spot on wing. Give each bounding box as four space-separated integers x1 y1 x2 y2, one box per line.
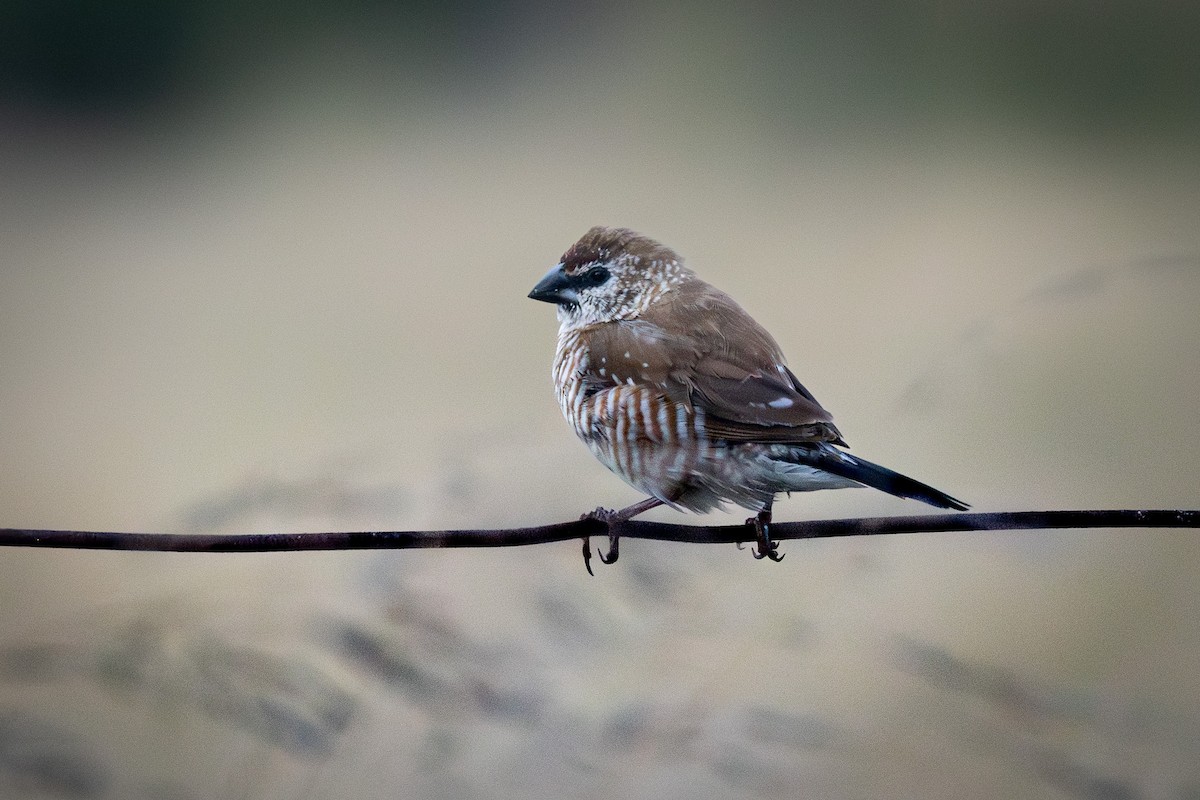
767 397 795 409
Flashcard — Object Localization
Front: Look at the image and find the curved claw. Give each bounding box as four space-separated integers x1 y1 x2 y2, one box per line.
598 532 620 565
750 540 785 561
582 537 595 577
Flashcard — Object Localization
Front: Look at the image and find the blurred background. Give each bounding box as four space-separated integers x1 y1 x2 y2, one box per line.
1 1 1198 798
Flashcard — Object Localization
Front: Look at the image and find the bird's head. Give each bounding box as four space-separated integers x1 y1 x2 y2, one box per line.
528 226 693 328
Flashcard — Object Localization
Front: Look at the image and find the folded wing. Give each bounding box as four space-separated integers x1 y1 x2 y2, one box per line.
578 283 846 446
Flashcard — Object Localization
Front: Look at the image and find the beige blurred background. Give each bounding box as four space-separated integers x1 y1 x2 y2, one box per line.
1 2 1198 798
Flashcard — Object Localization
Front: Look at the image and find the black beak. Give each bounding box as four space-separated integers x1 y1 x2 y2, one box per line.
528 264 577 305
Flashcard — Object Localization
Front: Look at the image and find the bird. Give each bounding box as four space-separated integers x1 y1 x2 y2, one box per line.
528 226 967 566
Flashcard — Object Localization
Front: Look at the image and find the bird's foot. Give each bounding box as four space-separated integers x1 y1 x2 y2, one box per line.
584 507 619 524
581 507 621 573
745 509 784 562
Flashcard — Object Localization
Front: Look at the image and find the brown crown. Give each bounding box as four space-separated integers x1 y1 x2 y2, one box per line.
560 226 683 275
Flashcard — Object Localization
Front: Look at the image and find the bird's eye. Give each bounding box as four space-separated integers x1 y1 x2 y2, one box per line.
586 267 611 286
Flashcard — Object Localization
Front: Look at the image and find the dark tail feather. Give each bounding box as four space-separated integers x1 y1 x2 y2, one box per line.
797 446 969 511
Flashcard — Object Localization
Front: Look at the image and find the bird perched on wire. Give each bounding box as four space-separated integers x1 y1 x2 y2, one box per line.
528 226 967 567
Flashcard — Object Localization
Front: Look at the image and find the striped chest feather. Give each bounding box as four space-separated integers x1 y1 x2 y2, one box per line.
552 328 703 449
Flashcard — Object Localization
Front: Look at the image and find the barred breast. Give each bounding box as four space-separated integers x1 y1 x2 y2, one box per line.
552 328 730 509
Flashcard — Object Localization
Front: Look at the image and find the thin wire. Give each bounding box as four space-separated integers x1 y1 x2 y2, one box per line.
1 510 1196 553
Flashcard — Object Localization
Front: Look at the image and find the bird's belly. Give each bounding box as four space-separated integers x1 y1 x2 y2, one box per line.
556 379 764 511
556 378 689 503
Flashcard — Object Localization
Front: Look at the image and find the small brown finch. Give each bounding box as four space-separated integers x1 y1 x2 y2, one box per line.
529 226 967 563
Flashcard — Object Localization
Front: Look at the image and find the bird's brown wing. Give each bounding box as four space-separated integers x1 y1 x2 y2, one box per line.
580 282 846 445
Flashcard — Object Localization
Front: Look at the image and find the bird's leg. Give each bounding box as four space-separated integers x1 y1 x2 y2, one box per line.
581 497 663 571
599 497 662 565
746 500 784 562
